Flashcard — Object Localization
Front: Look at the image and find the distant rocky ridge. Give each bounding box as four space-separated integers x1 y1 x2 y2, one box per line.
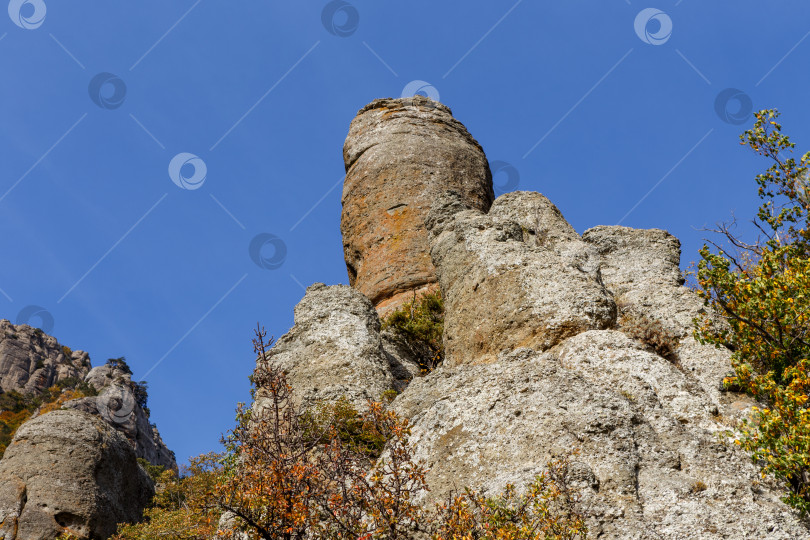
0 319 175 470
0 319 90 395
240 97 810 539
0 321 175 537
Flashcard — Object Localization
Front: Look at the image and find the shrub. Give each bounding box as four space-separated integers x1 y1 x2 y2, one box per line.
107 356 134 375
434 453 587 540
619 311 680 362
61 345 73 358
694 109 810 513
137 458 167 484
114 325 588 540
382 290 444 372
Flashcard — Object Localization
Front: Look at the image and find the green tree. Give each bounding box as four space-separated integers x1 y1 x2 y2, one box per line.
694 109 810 512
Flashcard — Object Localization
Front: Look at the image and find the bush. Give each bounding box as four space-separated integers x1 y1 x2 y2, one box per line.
382 290 444 372
434 453 587 540
0 381 95 458
619 311 680 362
694 109 810 513
107 356 133 375
114 325 588 540
137 458 167 484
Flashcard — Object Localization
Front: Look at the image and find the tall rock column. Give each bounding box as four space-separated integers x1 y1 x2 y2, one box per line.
341 96 494 316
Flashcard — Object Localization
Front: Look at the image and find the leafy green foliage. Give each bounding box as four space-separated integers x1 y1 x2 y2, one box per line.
137 458 168 484
382 290 445 372
695 109 810 513
300 396 387 459
107 356 134 375
113 455 224 540
434 453 587 540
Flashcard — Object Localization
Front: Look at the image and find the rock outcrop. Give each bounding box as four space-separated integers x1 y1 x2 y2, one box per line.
0 322 177 471
258 283 402 411
341 96 494 316
0 319 90 394
394 334 806 538
64 364 177 471
581 226 743 416
426 191 616 365
229 97 810 539
0 410 154 539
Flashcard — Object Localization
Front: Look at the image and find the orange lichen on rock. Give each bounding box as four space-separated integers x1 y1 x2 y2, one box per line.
341 96 494 316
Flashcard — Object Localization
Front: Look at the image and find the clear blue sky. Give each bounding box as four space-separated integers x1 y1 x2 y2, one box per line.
1 1 808 465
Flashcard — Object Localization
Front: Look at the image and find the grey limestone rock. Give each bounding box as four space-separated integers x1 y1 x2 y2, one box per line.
426 191 616 365
258 283 396 410
0 319 90 395
0 409 154 539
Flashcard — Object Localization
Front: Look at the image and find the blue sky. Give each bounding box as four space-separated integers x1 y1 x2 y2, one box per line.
1 1 808 465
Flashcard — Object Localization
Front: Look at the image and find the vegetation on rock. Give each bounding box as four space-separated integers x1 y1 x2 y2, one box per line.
695 109 810 513
0 378 97 457
618 309 680 362
382 290 445 372
114 325 586 539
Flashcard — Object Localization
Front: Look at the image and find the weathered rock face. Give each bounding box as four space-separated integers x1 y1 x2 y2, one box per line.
426 191 616 365
0 320 90 395
258 283 401 411
581 225 738 413
0 410 154 539
341 96 495 316
232 99 810 538
394 333 806 539
64 366 177 471
0 323 176 470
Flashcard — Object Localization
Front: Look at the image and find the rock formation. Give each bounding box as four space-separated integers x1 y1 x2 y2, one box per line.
426 191 616 365
0 319 90 394
0 410 154 539
237 97 810 538
0 321 176 471
341 96 494 316
257 283 414 411
63 363 177 470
